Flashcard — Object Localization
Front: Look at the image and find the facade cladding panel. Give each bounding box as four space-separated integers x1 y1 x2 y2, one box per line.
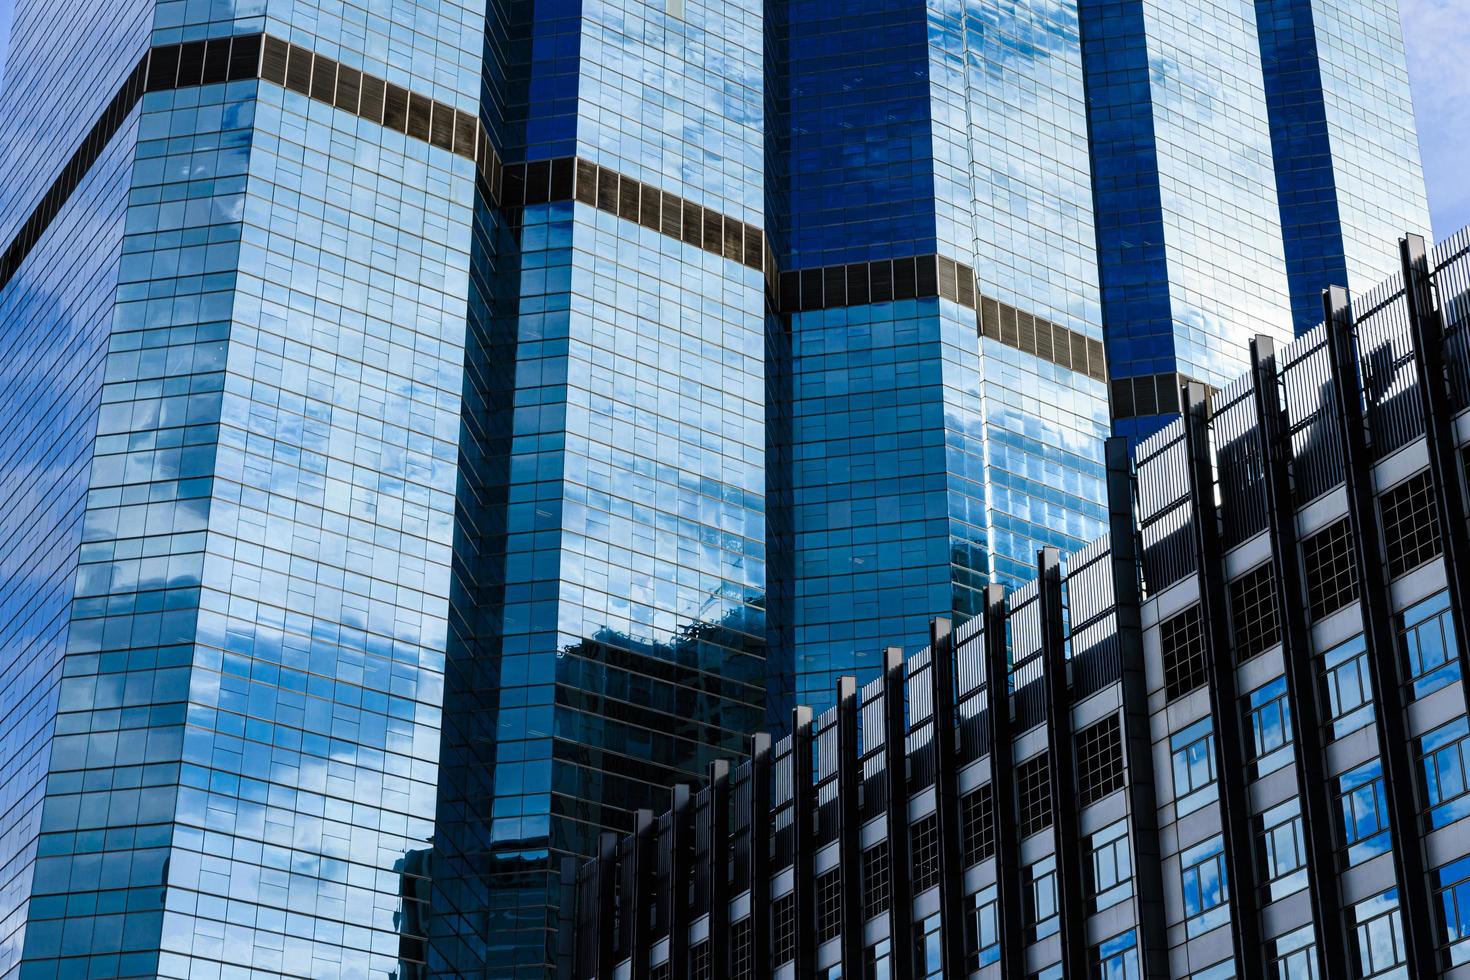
0 0 1446 979
569 232 1470 978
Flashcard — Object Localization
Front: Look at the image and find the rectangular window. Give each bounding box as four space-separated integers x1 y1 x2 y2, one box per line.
1018 753 1052 837
1322 634 1375 739
1268 925 1320 979
1418 715 1470 829
1435 855 1470 967
817 867 842 941
1093 929 1140 980
862 842 890 919
1028 855 1059 941
961 784 994 865
773 892 796 965
691 940 710 980
911 814 941 893
1077 714 1126 805
1337 759 1392 866
1379 469 1442 577
1171 717 1218 816
1352 889 1406 977
1230 562 1280 661
731 918 753 980
1180 834 1230 938
1247 675 1294 777
1258 797 1307 901
967 884 999 969
1303 518 1359 620
1088 819 1133 912
1162 604 1209 700
865 939 892 980
1399 590 1460 699
913 914 942 979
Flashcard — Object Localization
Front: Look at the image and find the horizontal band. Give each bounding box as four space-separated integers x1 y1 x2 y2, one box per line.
770 253 1108 382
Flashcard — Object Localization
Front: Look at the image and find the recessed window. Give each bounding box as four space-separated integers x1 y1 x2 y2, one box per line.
1161 604 1208 700
961 784 994 865
1170 717 1218 816
1077 714 1125 805
1180 834 1230 938
1380 469 1442 577
862 841 890 919
816 867 842 941
912 814 941 893
1017 753 1052 837
1398 590 1460 699
1229 562 1280 661
1245 675 1294 776
1303 518 1359 620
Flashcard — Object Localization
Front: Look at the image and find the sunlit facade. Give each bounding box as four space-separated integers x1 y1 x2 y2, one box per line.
0 0 1440 978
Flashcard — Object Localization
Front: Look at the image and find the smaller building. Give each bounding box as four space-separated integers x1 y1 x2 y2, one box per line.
561 231 1470 979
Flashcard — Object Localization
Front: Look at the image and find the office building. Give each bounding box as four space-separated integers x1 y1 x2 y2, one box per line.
566 231 1470 979
1083 0 1433 441
0 0 1440 974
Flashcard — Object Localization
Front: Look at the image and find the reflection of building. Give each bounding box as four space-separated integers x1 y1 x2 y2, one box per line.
392 848 432 980
0 0 1440 976
567 232 1470 979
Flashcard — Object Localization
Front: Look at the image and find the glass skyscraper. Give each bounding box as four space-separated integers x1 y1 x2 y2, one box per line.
0 0 1434 978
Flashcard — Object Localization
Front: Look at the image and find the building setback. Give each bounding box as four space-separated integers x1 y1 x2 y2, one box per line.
564 231 1470 979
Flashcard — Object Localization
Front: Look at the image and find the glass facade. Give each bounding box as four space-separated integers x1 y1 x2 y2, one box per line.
1081 0 1297 441
0 0 1441 978
1256 0 1432 332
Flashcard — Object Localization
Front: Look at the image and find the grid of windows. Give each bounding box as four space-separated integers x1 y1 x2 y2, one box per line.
651 964 670 980
731 918 753 980
912 814 941 893
1018 753 1053 837
1077 714 1126 804
1229 563 1280 661
1162 604 1209 700
862 841 890 919
961 784 995 865
691 940 711 980
774 892 797 965
1303 519 1360 620
816 867 843 941
1380 469 1442 577
1399 590 1460 699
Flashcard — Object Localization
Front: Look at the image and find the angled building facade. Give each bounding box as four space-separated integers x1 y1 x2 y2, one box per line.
566 230 1470 980
0 0 1445 977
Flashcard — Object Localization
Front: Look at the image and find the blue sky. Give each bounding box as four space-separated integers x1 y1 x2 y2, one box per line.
1401 0 1470 239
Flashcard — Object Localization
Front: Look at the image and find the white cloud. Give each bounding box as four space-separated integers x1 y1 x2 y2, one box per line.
1399 0 1470 238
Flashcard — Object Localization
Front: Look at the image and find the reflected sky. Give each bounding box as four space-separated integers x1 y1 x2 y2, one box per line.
0 0 12 94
